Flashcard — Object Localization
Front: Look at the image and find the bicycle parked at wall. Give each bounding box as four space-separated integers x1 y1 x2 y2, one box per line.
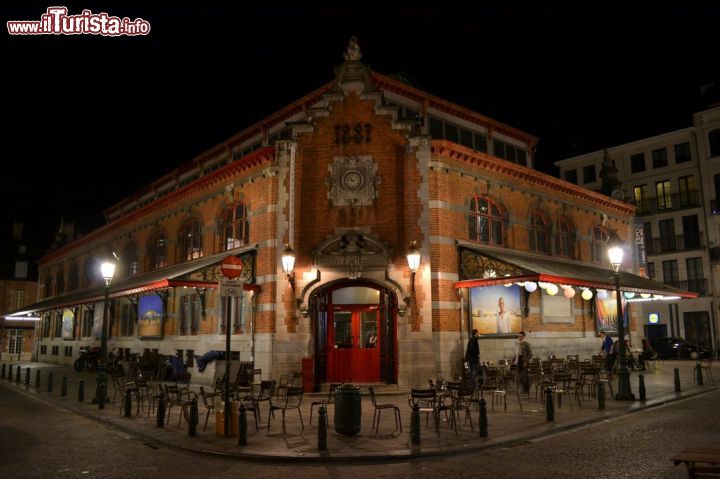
74 347 101 372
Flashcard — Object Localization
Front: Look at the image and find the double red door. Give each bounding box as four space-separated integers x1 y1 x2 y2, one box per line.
327 305 380 382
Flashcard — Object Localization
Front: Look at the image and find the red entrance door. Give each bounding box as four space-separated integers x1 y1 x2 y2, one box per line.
327 305 380 382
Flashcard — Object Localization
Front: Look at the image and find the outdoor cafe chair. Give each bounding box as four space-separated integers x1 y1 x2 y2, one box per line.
369 386 402 434
267 386 304 434
199 386 221 431
408 388 438 432
310 382 340 425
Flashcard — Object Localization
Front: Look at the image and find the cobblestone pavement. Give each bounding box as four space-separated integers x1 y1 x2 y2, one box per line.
1 382 718 478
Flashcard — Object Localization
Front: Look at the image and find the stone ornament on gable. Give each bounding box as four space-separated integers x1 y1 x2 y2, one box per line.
326 156 381 207
344 36 362 61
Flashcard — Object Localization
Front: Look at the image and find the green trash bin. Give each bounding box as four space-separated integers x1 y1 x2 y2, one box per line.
334 384 362 436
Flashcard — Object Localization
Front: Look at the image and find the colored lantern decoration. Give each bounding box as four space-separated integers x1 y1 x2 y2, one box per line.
564 287 576 298
596 289 608 300
546 284 559 296
581 289 593 301
640 293 651 299
654 294 664 299
624 292 636 299
524 281 537 292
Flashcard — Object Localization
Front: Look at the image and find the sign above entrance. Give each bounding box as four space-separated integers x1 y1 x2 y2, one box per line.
220 256 244 279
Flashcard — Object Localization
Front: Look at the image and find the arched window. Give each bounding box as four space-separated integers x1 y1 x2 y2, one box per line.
221 203 249 251
123 242 139 276
591 226 610 263
555 216 576 259
68 261 79 291
709 128 720 158
179 216 203 261
468 196 504 245
529 210 550 254
83 258 96 288
55 268 65 295
44 273 53 298
147 231 167 271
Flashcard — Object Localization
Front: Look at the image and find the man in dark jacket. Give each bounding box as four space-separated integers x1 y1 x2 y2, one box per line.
465 329 480 389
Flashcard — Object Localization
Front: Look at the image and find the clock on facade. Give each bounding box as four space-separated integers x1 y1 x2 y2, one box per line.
342 170 364 191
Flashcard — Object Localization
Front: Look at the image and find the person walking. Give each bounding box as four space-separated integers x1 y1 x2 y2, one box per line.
465 329 480 389
599 331 614 371
514 331 532 393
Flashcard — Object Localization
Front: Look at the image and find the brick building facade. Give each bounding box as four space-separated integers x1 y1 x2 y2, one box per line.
12 39 690 387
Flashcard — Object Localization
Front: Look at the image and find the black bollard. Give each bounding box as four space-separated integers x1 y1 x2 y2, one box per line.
545 387 555 422
156 394 166 427
317 405 327 451
47 372 54 392
188 399 198 437
674 368 681 392
479 398 488 438
8 365 12 382
696 363 704 386
124 388 132 417
1 363 5 379
16 365 21 384
237 402 247 445
25 368 31 387
639 374 646 401
410 403 421 445
35 369 40 389
78 380 85 402
597 381 606 410
61 376 68 397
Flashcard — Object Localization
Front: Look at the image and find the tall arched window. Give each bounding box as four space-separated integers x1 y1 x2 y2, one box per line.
529 210 550 254
468 196 504 245
221 203 249 251
55 268 65 295
83 258 96 288
709 128 720 158
555 216 576 259
44 272 53 298
147 231 167 271
591 226 610 263
123 242 139 276
68 261 79 291
179 216 203 261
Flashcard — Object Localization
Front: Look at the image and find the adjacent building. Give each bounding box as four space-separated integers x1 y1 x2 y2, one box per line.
555 105 720 350
9 39 690 387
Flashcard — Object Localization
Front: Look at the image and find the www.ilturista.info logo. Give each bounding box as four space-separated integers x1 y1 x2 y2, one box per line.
7 7 151 36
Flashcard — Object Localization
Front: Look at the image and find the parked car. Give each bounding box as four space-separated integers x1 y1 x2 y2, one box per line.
649 337 712 359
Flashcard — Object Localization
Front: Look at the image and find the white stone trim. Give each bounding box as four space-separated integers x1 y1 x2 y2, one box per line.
431 271 459 281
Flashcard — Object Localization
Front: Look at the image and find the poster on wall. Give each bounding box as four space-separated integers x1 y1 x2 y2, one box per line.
470 284 522 335
92 301 106 338
595 290 629 335
138 295 163 338
62 308 75 340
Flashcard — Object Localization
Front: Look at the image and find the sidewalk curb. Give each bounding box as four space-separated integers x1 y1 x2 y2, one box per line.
2 379 716 463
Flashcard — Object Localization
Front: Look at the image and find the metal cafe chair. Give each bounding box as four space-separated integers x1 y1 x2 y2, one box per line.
369 386 402 434
310 382 340 425
408 388 439 432
267 386 304 434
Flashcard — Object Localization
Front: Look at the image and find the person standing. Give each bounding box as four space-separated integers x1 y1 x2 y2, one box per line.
599 331 614 371
465 329 480 389
514 331 532 393
496 297 511 334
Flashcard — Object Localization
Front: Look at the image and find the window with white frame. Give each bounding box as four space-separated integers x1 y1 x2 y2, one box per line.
8 330 23 355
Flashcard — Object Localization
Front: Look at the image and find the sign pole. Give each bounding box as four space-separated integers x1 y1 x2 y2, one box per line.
224 295 231 437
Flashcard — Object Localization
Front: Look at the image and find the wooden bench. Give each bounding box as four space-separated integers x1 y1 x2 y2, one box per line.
672 448 720 478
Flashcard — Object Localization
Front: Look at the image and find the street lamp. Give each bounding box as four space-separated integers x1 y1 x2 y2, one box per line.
281 244 296 292
607 234 635 401
406 240 421 291
94 259 115 409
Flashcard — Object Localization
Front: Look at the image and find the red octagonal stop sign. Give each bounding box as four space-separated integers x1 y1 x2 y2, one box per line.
220 256 244 279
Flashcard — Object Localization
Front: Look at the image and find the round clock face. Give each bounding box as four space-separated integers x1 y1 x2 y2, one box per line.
342 170 364 190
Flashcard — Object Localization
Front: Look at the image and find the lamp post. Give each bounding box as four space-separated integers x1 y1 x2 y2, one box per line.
281 244 296 292
94 260 115 409
607 236 635 401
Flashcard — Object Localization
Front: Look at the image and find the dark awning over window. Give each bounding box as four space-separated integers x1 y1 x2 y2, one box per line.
6 245 260 318
454 241 698 299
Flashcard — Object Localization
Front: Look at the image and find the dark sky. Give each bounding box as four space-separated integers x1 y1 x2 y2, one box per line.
3 2 720 261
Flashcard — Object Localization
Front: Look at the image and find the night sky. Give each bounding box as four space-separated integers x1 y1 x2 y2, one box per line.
3 2 720 265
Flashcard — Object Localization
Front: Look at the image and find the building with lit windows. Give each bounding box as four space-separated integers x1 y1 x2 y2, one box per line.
9 39 693 387
556 105 720 351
